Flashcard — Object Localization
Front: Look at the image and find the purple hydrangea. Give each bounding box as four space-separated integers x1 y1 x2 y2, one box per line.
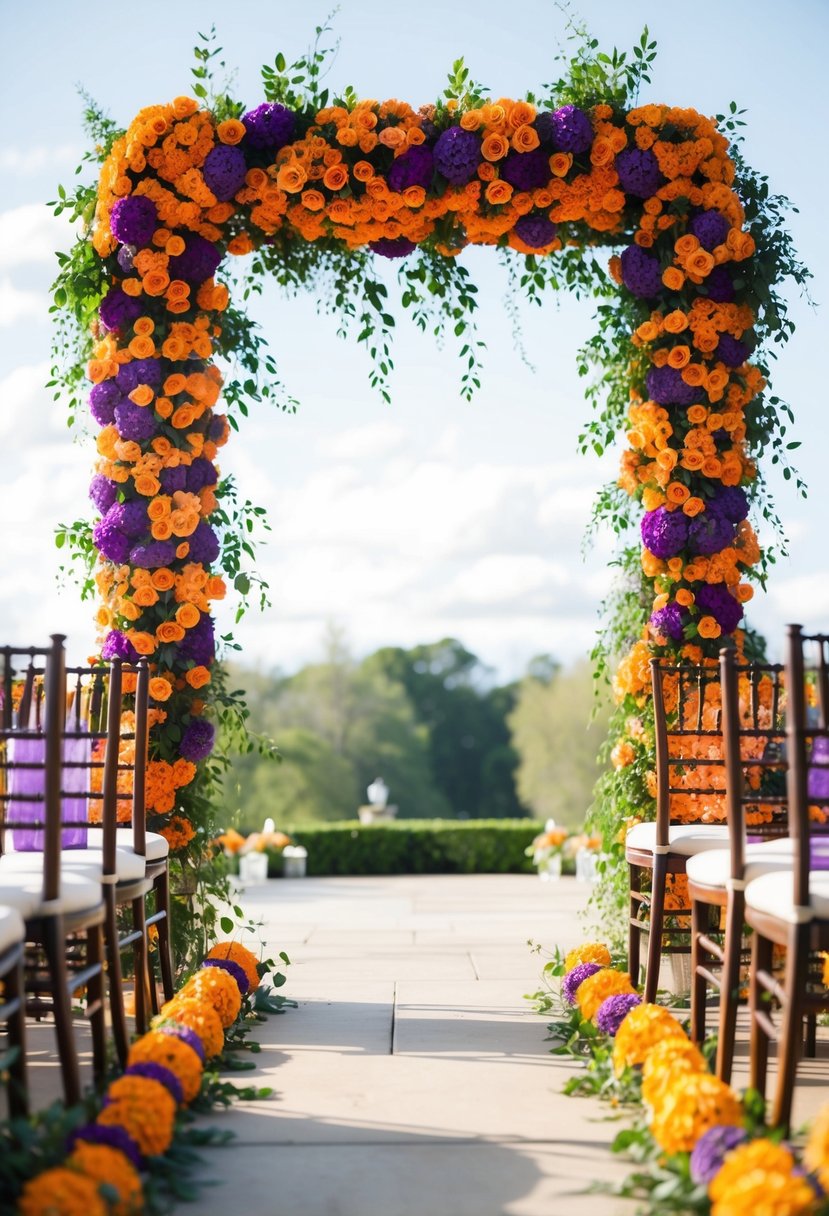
716 333 750 367
711 486 749 523
179 718 216 763
641 506 689 559
650 602 688 642
125 1060 184 1105
620 244 662 298
117 245 135 273
178 614 215 667
89 473 118 515
130 539 177 569
187 521 221 566
89 380 124 428
705 265 735 303
106 500 148 539
595 992 642 1035
202 956 249 994
114 399 156 443
433 126 481 186
242 102 296 151
689 209 730 252
160 466 189 494
532 111 555 146
500 148 550 192
156 1021 206 1062
99 285 143 334
688 511 736 556
695 583 744 633
550 105 593 154
387 144 434 192
101 630 139 663
186 457 218 493
168 233 222 285
208 414 227 441
110 196 158 248
689 1125 748 1185
370 236 417 259
615 148 663 199
66 1122 142 1169
203 144 248 201
514 213 558 249
561 961 603 1005
646 365 702 406
92 516 132 564
116 358 162 394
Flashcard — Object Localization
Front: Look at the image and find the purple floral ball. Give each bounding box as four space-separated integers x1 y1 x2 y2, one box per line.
186 457 218 493
130 539 177 569
125 1061 184 1105
116 245 135 273
705 265 735 303
202 956 249 994
532 111 555 146
561 961 603 1005
689 1125 748 1185
433 126 481 186
110 196 158 248
242 102 296 152
156 1021 206 1062
620 244 662 298
688 511 736 556
179 717 216 763
178 614 215 667
168 233 222 285
615 148 663 199
109 500 148 539
202 144 248 202
641 506 689 559
89 380 124 428
716 333 750 367
695 583 743 633
187 521 220 566
595 992 642 1035
650 602 687 642
209 414 227 441
66 1123 142 1170
370 236 417 259
711 486 749 523
500 148 550 192
550 105 593 154
92 516 132 564
514 213 558 249
89 473 118 515
99 285 143 334
689 209 730 252
160 466 188 494
387 144 434 192
101 630 139 663
114 399 156 443
646 365 701 406
116 358 162 394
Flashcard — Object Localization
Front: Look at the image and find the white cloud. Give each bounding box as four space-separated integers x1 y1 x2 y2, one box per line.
0 277 46 326
0 203 74 270
317 419 407 461
0 145 81 176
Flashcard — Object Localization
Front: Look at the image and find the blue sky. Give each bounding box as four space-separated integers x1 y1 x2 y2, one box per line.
1 0 827 680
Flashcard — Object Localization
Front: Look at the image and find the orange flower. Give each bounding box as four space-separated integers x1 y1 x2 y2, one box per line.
485 179 513 205
511 124 540 153
156 621 186 644
127 631 156 656
549 152 572 177
662 267 685 291
666 481 690 505
481 133 508 161
323 163 349 191
276 162 307 193
217 118 245 145
698 615 722 639
667 345 690 369
176 603 201 629
151 568 175 591
682 497 705 517
186 665 212 689
149 677 172 702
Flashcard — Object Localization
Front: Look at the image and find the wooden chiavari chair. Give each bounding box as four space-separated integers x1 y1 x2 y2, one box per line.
0 902 28 1116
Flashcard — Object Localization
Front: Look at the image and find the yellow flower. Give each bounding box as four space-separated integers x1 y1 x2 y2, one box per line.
576 968 635 1022
564 942 612 972
66 1143 142 1216
19 1168 107 1216
804 1104 829 1194
710 1139 817 1216
179 964 242 1028
641 1037 706 1108
649 1070 742 1154
613 1003 686 1076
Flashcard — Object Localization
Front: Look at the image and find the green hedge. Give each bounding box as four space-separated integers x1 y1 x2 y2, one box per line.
281 819 544 876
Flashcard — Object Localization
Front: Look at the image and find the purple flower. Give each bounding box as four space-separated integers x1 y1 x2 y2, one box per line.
156 1021 206 1062
116 358 162 394
117 245 136 273
562 961 603 1005
646 365 701 406
615 148 663 199
101 630 138 663
186 457 218 493
650 602 687 642
690 1125 748 1185
169 233 222 285
716 334 750 367
186 521 220 566
370 236 417 259
689 210 730 252
130 539 177 569
695 584 743 633
89 381 123 428
160 466 188 494
514 213 558 249
92 516 132 564
550 105 593 154
532 111 555 147
620 244 662 298
203 144 247 202
99 285 143 334
179 718 216 763
710 486 749 523
433 126 481 186
641 506 689 559
178 614 215 667
595 992 642 1035
106 500 148 539
500 149 550 192
125 1061 184 1105
66 1122 142 1169
202 956 249 994
387 145 434 192
89 473 118 515
242 102 296 152
705 265 735 303
114 399 156 443
688 511 736 556
209 414 227 441
110 196 158 248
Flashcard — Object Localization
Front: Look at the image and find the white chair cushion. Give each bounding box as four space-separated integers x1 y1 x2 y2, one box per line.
85 827 169 862
686 838 798 890
0 870 102 918
0 904 25 954
745 869 829 922
0 845 145 884
625 821 730 857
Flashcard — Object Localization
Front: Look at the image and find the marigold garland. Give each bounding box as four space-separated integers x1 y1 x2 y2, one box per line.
65 1143 143 1216
18 1170 108 1216
126 1030 205 1104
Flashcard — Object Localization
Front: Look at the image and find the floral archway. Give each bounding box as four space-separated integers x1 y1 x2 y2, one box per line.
52 28 805 957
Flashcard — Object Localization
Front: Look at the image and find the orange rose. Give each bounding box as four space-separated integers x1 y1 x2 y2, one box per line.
481 133 508 162
149 677 172 702
675 234 700 259
663 310 688 334
176 603 201 629
549 152 572 177
736 584 754 603
143 270 170 297
682 364 707 388
164 373 187 396
156 621 186 644
151 569 175 592
127 631 156 656
675 588 695 607
697 615 722 639
133 586 159 608
155 398 173 419
485 179 513 205
276 163 307 193
134 474 161 497
171 406 196 430
667 481 690 505
662 267 685 291
667 345 691 369
205 575 226 599
323 164 349 191
682 497 705 517
217 118 245 145
151 519 174 541
511 124 540 153
185 665 212 689
686 249 715 277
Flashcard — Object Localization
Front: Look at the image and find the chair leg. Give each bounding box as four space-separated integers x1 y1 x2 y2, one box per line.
644 854 668 1004
804 1013 817 1059
85 922 108 1086
716 891 745 1085
771 924 808 1135
749 929 774 1110
154 870 175 1003
131 896 150 1036
5 951 28 1118
41 915 82 1107
690 898 708 1044
104 893 130 1069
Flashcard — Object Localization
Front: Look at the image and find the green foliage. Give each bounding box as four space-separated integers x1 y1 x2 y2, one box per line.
544 4 658 110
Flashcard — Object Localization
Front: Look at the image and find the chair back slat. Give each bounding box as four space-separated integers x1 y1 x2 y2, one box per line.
785 624 829 909
42 635 66 903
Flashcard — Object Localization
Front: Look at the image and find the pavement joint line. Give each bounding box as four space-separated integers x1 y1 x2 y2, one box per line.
468 951 480 980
